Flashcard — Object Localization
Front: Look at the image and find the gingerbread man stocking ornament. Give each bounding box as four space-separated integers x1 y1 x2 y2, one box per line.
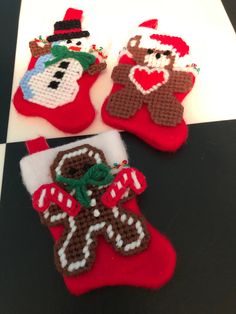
14 8 107 134
20 131 176 295
102 20 199 152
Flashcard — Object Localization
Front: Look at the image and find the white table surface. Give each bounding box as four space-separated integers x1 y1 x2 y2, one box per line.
7 0 236 142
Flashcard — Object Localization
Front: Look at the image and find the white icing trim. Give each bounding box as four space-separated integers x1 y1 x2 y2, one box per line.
20 131 128 195
127 217 134 225
55 147 103 176
121 214 127 222
124 220 145 252
43 210 50 219
50 212 67 223
106 224 114 239
87 190 92 196
93 209 100 217
112 206 119 218
90 198 96 207
58 217 106 272
57 205 146 272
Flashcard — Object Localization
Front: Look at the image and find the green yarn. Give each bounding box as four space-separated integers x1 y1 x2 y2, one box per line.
45 45 96 70
56 163 114 208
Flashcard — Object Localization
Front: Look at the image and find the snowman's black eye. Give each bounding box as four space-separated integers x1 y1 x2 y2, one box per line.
66 39 72 44
76 41 82 46
147 49 154 54
164 50 171 56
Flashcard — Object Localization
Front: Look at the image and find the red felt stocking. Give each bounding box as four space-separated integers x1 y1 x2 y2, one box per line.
14 8 107 134
102 19 198 152
20 132 176 295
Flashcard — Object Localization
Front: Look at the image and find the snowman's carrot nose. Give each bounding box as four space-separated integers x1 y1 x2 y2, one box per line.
69 46 82 52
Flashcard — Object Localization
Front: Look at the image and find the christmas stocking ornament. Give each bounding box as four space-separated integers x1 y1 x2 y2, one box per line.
14 8 107 134
102 20 199 152
20 131 176 295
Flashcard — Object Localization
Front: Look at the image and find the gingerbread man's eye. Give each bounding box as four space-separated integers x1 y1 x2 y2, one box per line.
83 163 92 172
66 39 72 44
68 167 77 175
164 50 171 56
147 49 154 54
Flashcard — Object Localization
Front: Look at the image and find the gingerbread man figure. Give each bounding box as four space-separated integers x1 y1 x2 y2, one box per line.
107 33 194 127
33 144 150 276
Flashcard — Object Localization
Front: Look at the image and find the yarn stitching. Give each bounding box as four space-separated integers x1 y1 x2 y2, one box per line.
107 34 194 126
33 144 150 276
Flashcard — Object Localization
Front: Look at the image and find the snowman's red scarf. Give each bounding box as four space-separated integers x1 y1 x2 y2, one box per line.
45 45 96 70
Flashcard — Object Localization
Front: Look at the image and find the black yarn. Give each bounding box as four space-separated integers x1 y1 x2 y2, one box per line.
47 31 90 42
54 19 81 31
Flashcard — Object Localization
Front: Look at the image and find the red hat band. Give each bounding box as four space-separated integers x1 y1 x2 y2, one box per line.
47 19 90 42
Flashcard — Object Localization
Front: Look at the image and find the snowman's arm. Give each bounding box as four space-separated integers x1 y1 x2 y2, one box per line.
87 62 107 75
29 41 52 58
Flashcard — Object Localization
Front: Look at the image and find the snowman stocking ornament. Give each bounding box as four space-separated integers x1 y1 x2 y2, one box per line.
14 8 107 134
20 131 176 295
102 20 199 152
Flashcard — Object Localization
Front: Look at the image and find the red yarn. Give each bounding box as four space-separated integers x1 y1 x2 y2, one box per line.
14 57 97 133
102 167 147 208
50 198 176 295
64 8 83 21
33 183 81 217
139 19 158 29
26 137 49 154
27 138 176 295
102 54 195 152
13 8 101 134
150 34 189 56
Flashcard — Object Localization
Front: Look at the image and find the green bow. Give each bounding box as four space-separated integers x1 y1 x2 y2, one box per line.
45 45 96 70
56 163 114 208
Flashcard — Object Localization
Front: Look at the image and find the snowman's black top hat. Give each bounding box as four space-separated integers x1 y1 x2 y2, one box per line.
47 19 90 43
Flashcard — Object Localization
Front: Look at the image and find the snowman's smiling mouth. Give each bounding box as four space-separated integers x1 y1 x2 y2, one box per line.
69 46 82 52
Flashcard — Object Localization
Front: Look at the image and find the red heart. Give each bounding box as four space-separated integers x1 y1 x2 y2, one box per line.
130 66 167 94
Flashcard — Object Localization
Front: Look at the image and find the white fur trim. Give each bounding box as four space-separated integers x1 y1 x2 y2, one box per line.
20 131 128 195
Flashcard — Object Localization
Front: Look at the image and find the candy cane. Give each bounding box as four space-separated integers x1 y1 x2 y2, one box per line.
101 168 147 208
32 183 81 217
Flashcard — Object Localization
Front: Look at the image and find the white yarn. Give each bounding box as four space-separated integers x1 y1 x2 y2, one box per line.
20 131 128 195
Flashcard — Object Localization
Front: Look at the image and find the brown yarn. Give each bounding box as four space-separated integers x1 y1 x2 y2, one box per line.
107 35 193 127
29 41 52 57
39 144 150 276
87 62 107 75
50 144 106 182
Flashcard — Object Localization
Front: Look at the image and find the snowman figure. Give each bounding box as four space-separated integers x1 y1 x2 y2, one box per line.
20 18 104 109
